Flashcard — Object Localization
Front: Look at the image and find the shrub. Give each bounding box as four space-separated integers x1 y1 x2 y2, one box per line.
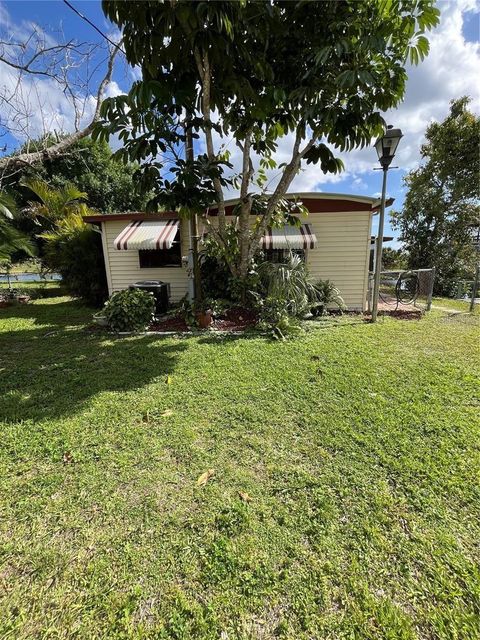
256 296 303 340
310 279 346 315
2 283 65 299
199 254 233 300
103 288 155 332
200 224 260 304
256 252 316 317
41 216 108 306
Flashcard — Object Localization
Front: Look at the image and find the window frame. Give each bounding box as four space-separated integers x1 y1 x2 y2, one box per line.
138 231 182 268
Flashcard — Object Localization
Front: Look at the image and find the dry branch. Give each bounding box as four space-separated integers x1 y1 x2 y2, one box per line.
0 35 122 173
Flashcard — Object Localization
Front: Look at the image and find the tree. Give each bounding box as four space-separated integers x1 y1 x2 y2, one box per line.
4 136 148 213
0 19 123 176
20 180 108 305
391 97 480 295
40 214 108 306
22 180 94 231
42 138 148 213
97 0 439 288
382 247 407 270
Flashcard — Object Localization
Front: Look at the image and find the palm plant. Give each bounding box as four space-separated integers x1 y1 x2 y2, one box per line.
0 192 35 264
257 252 317 317
22 180 92 230
312 279 346 315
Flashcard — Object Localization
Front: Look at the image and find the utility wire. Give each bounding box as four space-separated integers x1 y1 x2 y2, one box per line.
62 0 126 55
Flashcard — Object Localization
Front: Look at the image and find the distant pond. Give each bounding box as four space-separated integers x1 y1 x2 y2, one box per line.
0 272 61 283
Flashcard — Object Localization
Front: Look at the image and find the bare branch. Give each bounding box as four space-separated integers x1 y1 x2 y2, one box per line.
0 42 122 173
0 40 94 80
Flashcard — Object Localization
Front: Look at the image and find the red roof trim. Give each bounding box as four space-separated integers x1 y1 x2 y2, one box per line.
84 212 178 223
84 196 394 223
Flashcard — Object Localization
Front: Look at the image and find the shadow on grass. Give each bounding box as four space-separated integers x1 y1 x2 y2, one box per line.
0 298 94 329
0 300 188 423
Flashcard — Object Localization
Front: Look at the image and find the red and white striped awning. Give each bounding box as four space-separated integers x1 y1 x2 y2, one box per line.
262 224 317 250
113 220 179 250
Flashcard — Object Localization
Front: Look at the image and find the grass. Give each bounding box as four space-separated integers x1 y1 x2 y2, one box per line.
2 259 42 274
431 296 479 313
0 298 479 640
0 280 65 298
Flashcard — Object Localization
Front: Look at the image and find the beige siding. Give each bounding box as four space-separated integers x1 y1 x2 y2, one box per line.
306 211 372 310
102 219 190 302
101 210 373 310
203 210 372 309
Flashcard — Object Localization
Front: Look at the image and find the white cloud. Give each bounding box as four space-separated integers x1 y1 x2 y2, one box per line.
333 1 480 179
0 2 121 148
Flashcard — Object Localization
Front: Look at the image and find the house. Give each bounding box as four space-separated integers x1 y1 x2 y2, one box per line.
84 192 392 311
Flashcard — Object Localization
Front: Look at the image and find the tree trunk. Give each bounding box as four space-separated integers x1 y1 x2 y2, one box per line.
185 122 202 305
238 133 253 280
247 130 314 263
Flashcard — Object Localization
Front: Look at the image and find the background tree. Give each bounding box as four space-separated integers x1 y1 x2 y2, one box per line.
2 135 147 285
0 34 122 177
40 214 108 306
98 0 439 288
4 136 148 213
382 247 407 270
392 97 480 295
22 180 93 230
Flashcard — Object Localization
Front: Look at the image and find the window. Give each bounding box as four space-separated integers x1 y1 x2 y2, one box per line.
263 248 306 263
139 233 182 268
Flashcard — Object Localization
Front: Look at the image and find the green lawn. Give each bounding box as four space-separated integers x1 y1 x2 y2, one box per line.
1 298 479 640
2 259 42 274
0 280 65 298
431 296 479 313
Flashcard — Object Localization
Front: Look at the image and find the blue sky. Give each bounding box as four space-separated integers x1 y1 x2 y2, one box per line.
1 0 479 245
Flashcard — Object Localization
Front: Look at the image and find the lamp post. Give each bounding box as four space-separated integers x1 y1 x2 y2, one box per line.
371 125 403 322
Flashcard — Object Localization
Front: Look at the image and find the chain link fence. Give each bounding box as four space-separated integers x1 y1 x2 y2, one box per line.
367 268 436 313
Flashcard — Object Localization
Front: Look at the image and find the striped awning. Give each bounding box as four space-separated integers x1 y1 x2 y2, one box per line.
262 224 317 250
113 220 179 250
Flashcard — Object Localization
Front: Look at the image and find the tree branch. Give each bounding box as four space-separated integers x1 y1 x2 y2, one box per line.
0 43 121 172
0 41 93 80
198 50 226 234
247 127 316 261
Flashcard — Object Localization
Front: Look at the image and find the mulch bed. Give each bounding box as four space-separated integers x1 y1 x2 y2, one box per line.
364 309 424 321
213 307 257 331
385 309 424 321
149 307 258 333
150 315 189 332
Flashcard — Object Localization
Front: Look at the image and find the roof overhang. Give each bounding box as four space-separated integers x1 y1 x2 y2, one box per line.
371 197 395 213
221 192 392 208
84 212 178 223
210 192 395 215
370 235 394 243
83 192 395 223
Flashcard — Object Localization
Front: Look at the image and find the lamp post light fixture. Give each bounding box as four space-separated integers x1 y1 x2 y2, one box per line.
371 125 403 322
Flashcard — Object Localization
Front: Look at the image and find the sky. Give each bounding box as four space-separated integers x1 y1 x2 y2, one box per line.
1 0 479 244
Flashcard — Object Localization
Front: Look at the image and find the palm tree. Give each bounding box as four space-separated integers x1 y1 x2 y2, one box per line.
22 180 93 230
